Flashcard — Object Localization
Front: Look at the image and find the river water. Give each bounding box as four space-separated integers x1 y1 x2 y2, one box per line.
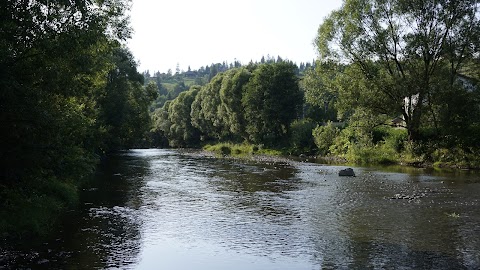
2 149 480 269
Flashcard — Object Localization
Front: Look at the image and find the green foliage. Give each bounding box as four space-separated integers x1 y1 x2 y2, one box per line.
98 47 157 152
0 176 79 238
243 62 303 146
289 119 317 155
219 68 252 140
168 86 201 147
325 124 402 165
156 62 302 149
302 61 340 121
203 142 284 157
151 86 202 148
203 143 256 157
383 128 408 153
151 100 173 147
431 148 480 169
313 122 340 156
314 0 480 141
346 143 398 165
0 0 156 237
191 73 227 140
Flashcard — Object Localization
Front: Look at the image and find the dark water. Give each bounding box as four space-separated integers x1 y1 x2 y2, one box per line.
2 149 480 269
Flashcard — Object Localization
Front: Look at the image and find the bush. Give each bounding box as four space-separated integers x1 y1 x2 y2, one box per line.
383 128 408 153
289 119 316 155
431 147 480 168
220 145 232 155
313 122 340 156
204 143 254 156
327 125 407 165
343 143 397 165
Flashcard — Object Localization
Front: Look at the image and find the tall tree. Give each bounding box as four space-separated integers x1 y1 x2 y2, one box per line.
191 73 226 140
98 47 157 152
1 0 131 183
242 62 303 146
219 68 252 140
315 0 480 140
167 86 201 147
0 0 149 235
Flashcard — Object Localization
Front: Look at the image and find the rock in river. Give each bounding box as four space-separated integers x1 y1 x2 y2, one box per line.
339 168 355 177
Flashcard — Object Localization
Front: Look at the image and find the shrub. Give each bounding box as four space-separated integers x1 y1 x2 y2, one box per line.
289 119 316 154
313 122 340 156
220 145 232 155
383 128 408 153
204 143 254 156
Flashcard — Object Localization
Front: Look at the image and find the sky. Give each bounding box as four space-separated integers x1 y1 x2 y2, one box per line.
127 0 343 73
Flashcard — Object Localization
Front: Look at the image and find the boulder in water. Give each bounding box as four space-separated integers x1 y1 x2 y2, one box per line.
339 168 355 177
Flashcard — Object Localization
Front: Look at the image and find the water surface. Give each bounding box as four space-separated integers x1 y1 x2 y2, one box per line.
2 149 480 269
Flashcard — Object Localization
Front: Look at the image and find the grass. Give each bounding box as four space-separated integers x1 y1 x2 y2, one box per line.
183 78 197 87
161 82 176 93
203 142 283 158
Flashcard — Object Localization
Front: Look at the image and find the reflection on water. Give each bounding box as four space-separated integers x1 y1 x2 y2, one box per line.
2 149 480 269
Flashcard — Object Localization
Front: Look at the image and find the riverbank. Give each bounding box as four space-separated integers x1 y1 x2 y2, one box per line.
0 176 84 242
186 143 347 168
198 142 480 171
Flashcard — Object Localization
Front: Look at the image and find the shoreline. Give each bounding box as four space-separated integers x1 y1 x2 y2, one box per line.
179 148 480 171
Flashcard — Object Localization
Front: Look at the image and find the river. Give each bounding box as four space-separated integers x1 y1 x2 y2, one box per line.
2 149 480 269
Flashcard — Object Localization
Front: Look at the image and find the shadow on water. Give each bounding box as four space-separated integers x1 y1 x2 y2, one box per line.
2 149 480 269
0 150 152 269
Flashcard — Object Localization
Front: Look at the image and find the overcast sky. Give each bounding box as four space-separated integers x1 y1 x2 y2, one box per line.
127 0 343 73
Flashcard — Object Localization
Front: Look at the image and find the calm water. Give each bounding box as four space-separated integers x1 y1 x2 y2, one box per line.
2 149 480 269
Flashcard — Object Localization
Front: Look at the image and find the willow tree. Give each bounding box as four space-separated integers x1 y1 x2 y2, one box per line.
242 62 303 146
167 86 201 147
218 68 252 141
190 73 227 140
315 0 479 141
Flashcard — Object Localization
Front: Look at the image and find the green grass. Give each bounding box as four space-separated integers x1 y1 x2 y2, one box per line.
161 83 176 93
183 78 197 87
203 142 284 158
204 143 254 157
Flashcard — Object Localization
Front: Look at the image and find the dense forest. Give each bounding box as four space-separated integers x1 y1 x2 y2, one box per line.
0 0 156 237
1 0 479 239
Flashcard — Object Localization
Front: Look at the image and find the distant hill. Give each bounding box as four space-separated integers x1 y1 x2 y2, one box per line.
143 56 315 110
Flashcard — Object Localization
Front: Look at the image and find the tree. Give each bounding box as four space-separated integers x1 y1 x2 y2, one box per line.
191 73 226 140
1 0 131 182
315 0 480 141
152 100 173 144
175 63 181 75
242 62 303 146
0 0 143 236
218 68 252 140
98 47 157 151
167 86 201 147
302 62 341 122
208 64 219 81
155 76 168 96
